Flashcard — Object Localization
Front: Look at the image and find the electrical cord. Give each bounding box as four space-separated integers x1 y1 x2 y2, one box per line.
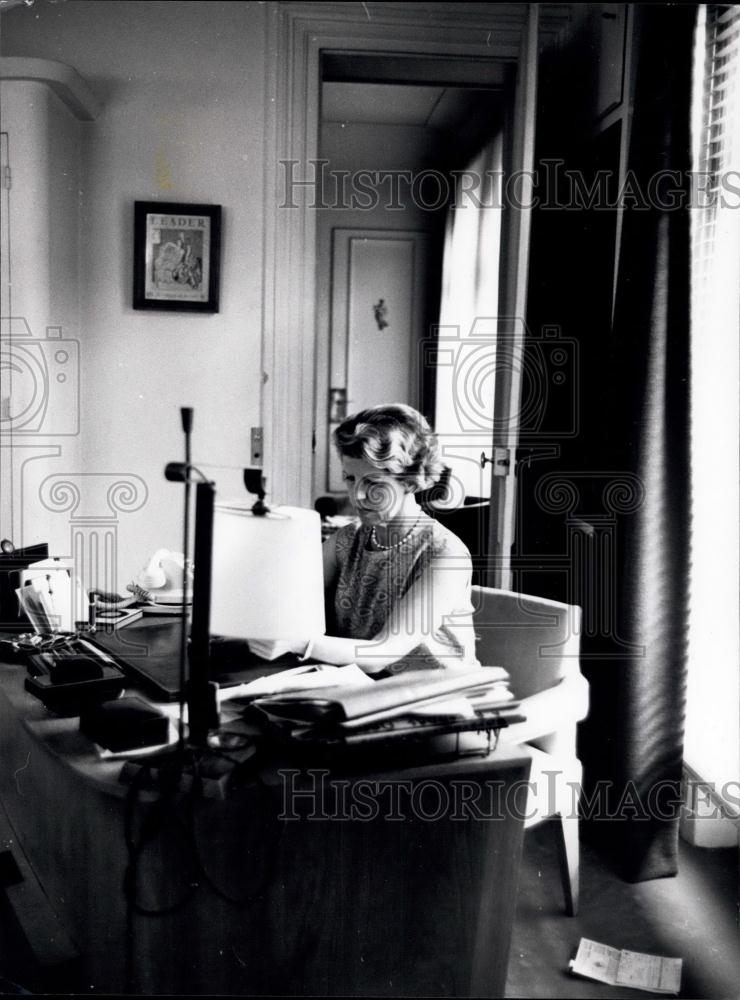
122 743 284 915
186 766 286 908
122 750 199 917
122 721 500 925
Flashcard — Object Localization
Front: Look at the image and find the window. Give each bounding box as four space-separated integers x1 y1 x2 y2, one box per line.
686 4 740 813
434 134 503 503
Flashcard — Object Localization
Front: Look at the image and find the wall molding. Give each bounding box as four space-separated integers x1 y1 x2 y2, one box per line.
0 57 101 120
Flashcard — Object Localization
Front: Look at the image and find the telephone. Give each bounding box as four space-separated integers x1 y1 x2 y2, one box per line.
129 549 193 605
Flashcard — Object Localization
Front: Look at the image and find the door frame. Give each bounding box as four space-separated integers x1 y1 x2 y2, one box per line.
487 3 540 589
261 2 569 508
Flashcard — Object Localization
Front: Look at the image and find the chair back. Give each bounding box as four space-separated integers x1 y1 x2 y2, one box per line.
427 501 490 586
471 586 581 699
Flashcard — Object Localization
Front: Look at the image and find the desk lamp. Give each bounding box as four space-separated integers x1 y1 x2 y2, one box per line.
187 474 326 746
166 411 326 750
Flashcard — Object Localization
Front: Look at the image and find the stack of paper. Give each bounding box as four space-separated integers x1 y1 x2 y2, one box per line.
219 662 373 703
251 666 523 748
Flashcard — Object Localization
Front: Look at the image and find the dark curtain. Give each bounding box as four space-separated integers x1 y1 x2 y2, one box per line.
519 4 696 882
579 4 695 881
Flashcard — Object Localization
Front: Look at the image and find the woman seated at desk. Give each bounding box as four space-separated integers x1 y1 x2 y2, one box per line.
285 404 479 676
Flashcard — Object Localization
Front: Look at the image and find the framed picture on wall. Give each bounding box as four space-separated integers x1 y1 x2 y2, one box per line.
133 201 221 312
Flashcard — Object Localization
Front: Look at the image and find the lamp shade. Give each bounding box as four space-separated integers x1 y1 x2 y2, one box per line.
209 503 325 641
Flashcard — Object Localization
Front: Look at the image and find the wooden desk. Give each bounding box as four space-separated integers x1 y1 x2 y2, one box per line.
0 649 531 997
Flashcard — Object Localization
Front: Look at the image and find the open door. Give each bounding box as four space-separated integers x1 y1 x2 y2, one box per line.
485 4 539 590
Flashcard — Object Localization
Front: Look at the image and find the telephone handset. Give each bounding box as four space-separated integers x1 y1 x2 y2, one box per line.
130 549 193 605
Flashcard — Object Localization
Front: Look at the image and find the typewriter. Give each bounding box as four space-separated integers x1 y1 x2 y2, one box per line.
23 634 126 715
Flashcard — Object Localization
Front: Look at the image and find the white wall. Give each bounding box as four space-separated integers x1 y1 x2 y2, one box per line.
2 0 268 590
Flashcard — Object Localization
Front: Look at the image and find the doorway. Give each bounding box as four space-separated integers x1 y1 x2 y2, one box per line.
262 3 560 582
312 60 504 503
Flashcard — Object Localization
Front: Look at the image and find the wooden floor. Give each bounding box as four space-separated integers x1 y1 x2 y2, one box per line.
508 822 740 999
0 820 737 997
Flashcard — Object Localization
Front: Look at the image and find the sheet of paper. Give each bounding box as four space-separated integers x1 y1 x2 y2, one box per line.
409 696 477 719
616 949 682 994
571 938 621 986
22 561 77 632
219 662 372 702
15 584 52 633
245 639 294 661
571 938 682 995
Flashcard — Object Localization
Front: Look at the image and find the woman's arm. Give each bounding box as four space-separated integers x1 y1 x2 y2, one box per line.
299 550 478 673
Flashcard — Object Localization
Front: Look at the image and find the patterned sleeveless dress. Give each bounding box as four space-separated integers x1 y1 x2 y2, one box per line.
330 511 479 670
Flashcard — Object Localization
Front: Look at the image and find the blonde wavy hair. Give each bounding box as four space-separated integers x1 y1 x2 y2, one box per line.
333 403 443 493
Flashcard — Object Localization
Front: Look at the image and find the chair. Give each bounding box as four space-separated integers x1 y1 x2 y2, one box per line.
471 585 589 916
424 498 490 587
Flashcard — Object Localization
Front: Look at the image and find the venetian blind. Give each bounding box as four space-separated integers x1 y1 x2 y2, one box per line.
685 3 740 809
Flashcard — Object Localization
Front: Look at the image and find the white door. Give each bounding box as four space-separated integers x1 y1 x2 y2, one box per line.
318 228 429 496
486 4 540 589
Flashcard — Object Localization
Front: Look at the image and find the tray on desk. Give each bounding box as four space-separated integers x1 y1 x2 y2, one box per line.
88 618 300 701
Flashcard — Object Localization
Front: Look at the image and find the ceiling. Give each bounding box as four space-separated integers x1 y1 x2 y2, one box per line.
319 51 506 165
321 82 492 131
321 81 502 131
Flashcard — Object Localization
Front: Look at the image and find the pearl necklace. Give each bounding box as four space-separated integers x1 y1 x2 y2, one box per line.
370 515 421 551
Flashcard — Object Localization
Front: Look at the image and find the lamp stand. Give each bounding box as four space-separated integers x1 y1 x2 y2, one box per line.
187 480 219 746
118 416 256 799
177 407 193 749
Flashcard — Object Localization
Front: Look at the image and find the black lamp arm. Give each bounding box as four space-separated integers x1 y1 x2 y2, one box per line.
187 480 219 745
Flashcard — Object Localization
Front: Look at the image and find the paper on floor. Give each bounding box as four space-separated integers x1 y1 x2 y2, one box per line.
569 937 682 995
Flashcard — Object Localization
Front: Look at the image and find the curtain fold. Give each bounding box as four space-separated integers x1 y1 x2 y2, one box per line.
591 4 695 881
434 137 503 501
524 4 696 882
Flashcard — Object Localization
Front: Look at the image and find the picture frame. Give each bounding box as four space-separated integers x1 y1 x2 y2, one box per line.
133 201 221 312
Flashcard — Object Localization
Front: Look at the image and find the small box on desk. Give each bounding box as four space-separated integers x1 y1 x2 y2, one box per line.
80 696 170 752
25 664 126 716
